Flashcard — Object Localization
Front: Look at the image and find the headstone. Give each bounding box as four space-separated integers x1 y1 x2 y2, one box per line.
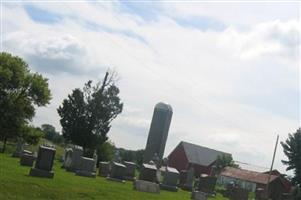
99 161 110 177
182 167 194 191
139 163 158 182
75 157 96 178
107 162 126 182
255 188 266 200
143 102 173 163
229 187 249 200
179 170 188 186
160 166 179 192
20 150 36 167
62 147 71 167
64 145 83 172
191 191 208 200
12 138 24 157
29 145 56 178
124 161 136 181
134 180 160 194
196 174 217 194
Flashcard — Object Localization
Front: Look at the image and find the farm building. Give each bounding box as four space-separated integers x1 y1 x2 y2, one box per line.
167 141 230 176
218 167 290 200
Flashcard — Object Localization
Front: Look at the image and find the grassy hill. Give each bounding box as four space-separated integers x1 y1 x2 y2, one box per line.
0 153 230 200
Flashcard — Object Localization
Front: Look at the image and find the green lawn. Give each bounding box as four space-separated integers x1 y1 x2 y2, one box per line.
0 153 230 200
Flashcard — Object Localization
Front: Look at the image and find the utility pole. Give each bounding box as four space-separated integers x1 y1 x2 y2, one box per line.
265 134 279 199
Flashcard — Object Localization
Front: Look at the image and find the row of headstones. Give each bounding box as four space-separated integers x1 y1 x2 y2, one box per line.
15 143 217 200
12 140 56 179
62 145 137 180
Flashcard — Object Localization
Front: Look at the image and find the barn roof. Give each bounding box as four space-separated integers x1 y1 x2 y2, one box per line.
221 167 279 185
180 141 230 166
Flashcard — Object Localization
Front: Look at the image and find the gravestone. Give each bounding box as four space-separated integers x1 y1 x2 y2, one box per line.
182 167 194 191
143 102 173 163
20 150 36 167
255 188 266 200
107 162 126 182
160 166 179 192
139 163 158 182
179 170 188 186
75 157 96 178
99 161 110 177
29 145 56 178
196 174 217 194
134 180 160 194
12 138 24 157
229 187 249 200
191 191 208 200
62 147 72 167
124 161 136 181
64 145 83 172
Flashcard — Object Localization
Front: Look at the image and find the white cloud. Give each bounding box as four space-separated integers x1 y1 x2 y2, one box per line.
2 1 300 174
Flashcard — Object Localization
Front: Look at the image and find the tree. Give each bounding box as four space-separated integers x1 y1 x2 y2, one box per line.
97 141 115 162
21 125 44 145
281 128 301 186
215 154 238 175
57 71 123 155
41 124 64 144
0 52 51 152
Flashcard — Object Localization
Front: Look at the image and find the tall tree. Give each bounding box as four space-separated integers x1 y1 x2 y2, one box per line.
0 52 51 152
281 128 301 186
57 71 123 154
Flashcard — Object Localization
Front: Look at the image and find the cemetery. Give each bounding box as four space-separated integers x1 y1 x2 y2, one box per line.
1 101 298 200
1 1 300 200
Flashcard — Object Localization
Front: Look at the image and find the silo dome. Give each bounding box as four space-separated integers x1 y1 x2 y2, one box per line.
155 102 173 112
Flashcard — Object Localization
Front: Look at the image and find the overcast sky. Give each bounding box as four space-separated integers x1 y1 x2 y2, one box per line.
2 1 300 174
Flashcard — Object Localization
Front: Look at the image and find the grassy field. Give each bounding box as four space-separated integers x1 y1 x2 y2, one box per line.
0 153 230 200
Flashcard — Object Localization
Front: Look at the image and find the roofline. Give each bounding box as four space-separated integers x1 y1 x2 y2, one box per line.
181 141 231 156
167 141 185 158
220 167 280 185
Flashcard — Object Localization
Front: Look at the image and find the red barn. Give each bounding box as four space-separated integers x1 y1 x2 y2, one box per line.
167 141 230 176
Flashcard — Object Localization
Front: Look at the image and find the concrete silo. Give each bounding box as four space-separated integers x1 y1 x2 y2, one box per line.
143 102 173 163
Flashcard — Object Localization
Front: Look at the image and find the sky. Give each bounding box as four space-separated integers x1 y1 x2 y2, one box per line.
1 1 300 174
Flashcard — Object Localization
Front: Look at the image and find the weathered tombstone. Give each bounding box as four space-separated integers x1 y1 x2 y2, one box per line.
255 188 266 200
182 167 194 191
134 163 160 193
191 191 208 200
20 150 36 167
64 145 83 172
229 187 249 200
99 161 110 177
179 170 188 186
107 162 126 182
160 166 179 192
29 145 56 178
75 157 96 178
196 174 217 194
12 138 24 157
139 163 158 182
124 161 136 181
134 180 160 194
62 147 71 167
143 103 173 163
